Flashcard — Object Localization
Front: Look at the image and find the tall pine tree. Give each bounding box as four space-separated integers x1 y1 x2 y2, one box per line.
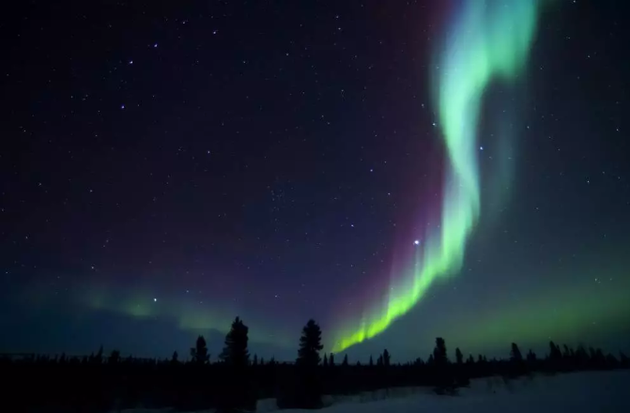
220 317 249 367
342 354 349 366
433 337 448 366
297 319 324 367
279 319 325 409
190 335 209 364
217 317 253 412
455 348 463 365
433 337 452 393
382 349 391 367
510 343 523 362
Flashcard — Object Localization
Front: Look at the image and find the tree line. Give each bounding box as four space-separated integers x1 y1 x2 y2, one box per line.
1 316 628 412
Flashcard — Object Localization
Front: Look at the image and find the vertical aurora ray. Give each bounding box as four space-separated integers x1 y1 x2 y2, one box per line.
332 0 543 352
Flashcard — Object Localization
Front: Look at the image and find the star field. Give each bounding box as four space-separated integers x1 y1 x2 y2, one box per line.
1 0 629 360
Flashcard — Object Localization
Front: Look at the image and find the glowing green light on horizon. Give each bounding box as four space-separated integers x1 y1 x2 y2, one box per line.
333 0 542 352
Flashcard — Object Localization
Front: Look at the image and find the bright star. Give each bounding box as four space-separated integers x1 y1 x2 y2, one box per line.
414 240 420 245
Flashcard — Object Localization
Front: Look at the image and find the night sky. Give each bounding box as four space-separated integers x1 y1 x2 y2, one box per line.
1 0 629 362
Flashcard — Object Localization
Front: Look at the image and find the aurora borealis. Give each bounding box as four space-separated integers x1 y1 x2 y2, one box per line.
331 0 542 352
2 1 630 361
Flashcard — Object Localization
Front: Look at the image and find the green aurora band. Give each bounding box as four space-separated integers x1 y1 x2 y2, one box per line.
332 0 543 352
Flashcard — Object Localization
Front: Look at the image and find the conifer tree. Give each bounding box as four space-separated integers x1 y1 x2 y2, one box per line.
217 317 253 412
297 319 324 367
220 317 249 367
526 349 537 363
433 337 452 393
191 336 209 364
455 348 463 365
549 341 562 360
433 337 448 366
282 319 325 409
510 343 523 362
382 349 391 367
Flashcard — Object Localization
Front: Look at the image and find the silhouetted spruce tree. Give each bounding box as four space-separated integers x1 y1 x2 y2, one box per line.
453 347 469 386
509 343 525 376
562 344 571 359
455 348 463 365
279 319 324 409
329 353 335 366
90 345 103 364
377 355 383 366
323 353 328 367
342 354 348 367
217 317 253 412
433 337 448 365
171 351 179 364
547 341 563 371
549 341 562 360
190 335 209 364
382 349 391 367
510 343 523 362
253 354 258 366
369 355 374 367
526 349 537 363
433 337 453 393
220 317 249 366
575 345 589 367
297 319 324 367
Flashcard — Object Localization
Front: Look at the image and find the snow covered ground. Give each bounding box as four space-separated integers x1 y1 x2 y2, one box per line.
301 370 630 413
116 370 630 413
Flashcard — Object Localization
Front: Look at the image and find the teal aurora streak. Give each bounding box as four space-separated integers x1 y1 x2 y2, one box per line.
332 0 544 352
